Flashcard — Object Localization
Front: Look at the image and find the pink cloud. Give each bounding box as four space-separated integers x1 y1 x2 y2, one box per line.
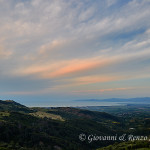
15 48 150 81
16 56 117 78
73 87 134 94
74 75 120 85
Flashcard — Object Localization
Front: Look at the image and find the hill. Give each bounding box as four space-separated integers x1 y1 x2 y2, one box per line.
0 100 122 150
0 100 32 113
1 100 150 150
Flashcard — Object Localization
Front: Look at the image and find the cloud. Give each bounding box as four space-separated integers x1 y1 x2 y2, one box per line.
1 87 56 96
14 57 101 78
106 0 118 7
0 0 150 103
73 75 120 85
39 39 69 55
0 45 12 58
72 87 134 94
15 46 150 80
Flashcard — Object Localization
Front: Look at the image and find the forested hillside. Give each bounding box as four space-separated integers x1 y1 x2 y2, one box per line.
0 100 150 150
0 100 121 150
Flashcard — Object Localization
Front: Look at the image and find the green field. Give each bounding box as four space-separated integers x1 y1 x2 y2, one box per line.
30 111 64 121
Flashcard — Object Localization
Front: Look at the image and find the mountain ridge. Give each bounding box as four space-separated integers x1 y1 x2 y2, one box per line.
74 97 150 103
0 99 33 113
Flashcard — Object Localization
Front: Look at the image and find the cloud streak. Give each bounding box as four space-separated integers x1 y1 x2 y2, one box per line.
73 87 134 94
0 0 150 105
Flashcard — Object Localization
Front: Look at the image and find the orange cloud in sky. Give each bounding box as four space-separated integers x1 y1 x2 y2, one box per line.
99 87 131 92
74 75 120 84
17 56 117 79
73 87 133 94
42 59 101 78
15 48 150 80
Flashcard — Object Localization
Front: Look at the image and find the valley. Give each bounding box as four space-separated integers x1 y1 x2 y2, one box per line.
0 100 150 150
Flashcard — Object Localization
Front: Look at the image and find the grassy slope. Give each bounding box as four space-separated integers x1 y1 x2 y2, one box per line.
30 111 64 121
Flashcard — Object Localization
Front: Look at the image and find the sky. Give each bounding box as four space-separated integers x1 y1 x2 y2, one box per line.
0 0 150 106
